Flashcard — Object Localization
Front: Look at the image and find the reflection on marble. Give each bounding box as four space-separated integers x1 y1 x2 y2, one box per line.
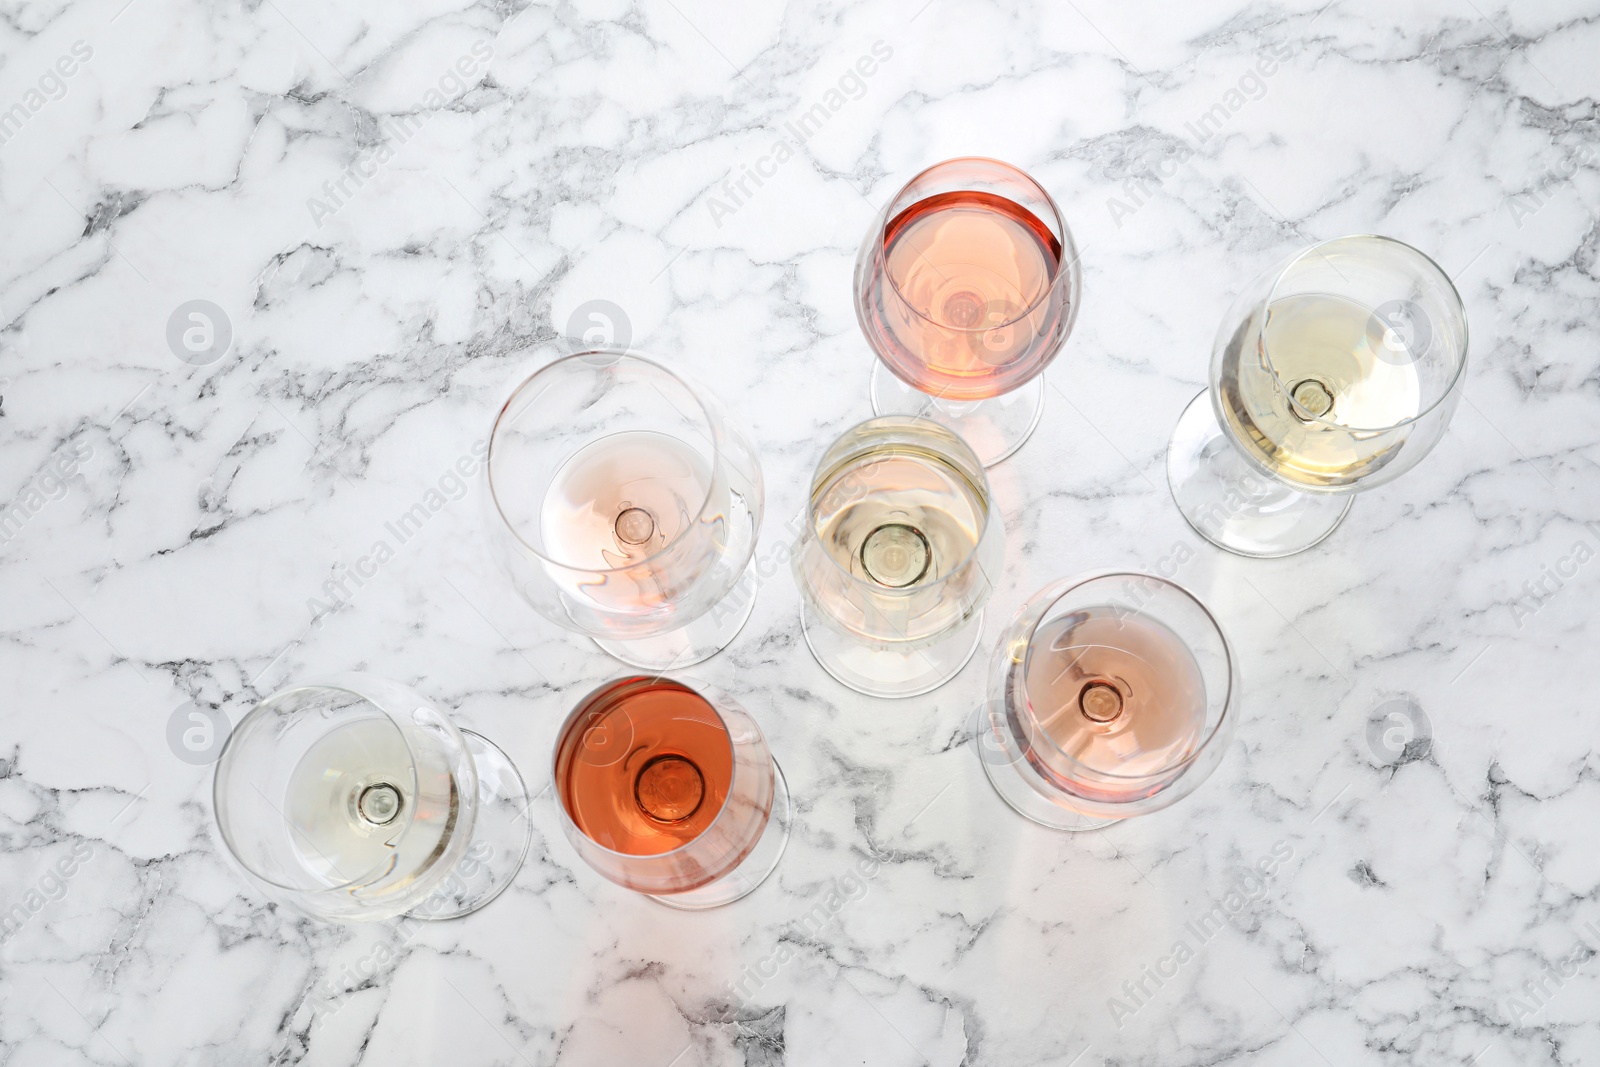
1 0 1598 1063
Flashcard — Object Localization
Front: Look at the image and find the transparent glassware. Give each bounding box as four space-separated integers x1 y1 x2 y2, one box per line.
212 673 531 922
552 675 790 910
485 351 764 670
855 156 1082 466
792 415 1004 698
976 572 1236 831
1166 234 1469 557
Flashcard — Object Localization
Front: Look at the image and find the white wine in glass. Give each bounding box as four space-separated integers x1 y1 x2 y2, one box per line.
793 415 1003 698
1168 235 1468 557
213 674 531 923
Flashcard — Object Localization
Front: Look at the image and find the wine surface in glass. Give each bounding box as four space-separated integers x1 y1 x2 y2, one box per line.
1012 608 1205 798
539 430 712 570
813 433 987 594
1218 292 1423 487
868 189 1063 400
284 717 457 888
556 678 734 856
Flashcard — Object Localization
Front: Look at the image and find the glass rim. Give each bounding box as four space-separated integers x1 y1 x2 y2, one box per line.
802 414 996 598
876 155 1078 334
1016 570 1235 783
486 350 723 575
550 674 766 865
1262 234 1469 432
212 676 429 895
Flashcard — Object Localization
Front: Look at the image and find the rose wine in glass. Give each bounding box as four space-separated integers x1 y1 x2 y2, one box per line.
540 430 714 570
553 676 789 908
485 352 764 669
1005 609 1206 801
855 157 1081 466
978 573 1235 830
865 189 1065 400
556 677 735 856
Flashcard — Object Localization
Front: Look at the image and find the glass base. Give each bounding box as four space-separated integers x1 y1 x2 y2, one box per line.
972 704 1114 832
1166 389 1352 558
650 759 791 910
870 361 1043 467
800 603 983 699
407 731 532 920
593 561 759 670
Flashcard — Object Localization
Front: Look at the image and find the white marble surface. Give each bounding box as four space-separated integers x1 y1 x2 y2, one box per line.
2 0 1598 1063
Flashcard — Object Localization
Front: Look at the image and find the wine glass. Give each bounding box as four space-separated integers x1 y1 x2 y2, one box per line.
552 674 790 909
212 673 532 922
792 415 1004 698
976 572 1236 831
1166 234 1469 557
856 156 1082 467
485 351 764 670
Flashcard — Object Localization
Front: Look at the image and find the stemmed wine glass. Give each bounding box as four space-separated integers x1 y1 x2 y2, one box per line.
855 156 1082 466
485 351 764 670
976 573 1235 831
1166 234 1468 557
212 673 532 922
792 415 1003 698
552 674 790 909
